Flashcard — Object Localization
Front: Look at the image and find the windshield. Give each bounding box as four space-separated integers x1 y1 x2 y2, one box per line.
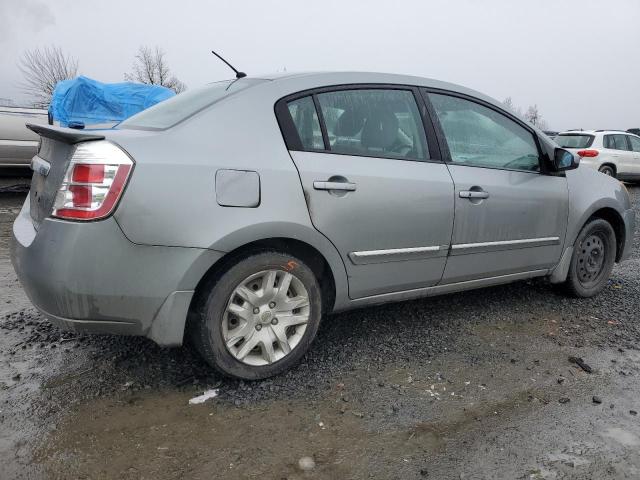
555 134 595 149
118 78 266 130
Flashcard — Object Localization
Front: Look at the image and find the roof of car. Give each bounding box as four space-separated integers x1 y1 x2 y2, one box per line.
259 70 497 104
560 130 638 136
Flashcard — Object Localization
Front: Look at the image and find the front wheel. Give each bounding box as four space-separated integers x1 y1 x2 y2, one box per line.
563 218 616 297
190 251 322 380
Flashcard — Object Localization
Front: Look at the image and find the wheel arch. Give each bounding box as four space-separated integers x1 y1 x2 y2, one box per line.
598 163 617 175
186 222 349 327
191 237 338 313
588 207 626 262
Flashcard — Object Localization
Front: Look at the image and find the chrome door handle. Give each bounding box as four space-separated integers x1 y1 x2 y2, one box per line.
459 190 489 199
313 181 357 192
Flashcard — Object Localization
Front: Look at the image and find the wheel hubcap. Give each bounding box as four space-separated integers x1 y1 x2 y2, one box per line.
222 269 310 366
577 233 606 285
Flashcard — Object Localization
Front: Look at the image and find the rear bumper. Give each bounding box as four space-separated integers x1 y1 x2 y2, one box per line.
11 197 224 345
620 208 636 262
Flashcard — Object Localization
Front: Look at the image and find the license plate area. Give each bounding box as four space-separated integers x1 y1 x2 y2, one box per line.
29 171 49 228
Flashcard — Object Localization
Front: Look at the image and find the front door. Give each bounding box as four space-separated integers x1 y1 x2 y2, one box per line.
426 91 569 283
279 88 455 298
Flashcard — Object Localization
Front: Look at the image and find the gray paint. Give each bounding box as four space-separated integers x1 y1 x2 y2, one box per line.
215 169 260 208
290 150 454 298
11 72 636 346
441 164 568 283
147 291 195 346
12 196 224 345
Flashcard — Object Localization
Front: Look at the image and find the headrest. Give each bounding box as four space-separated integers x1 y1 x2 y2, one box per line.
361 109 399 149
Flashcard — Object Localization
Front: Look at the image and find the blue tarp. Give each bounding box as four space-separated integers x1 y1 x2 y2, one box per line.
49 76 175 127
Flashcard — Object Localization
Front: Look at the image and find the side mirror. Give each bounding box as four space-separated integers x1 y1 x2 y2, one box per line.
552 147 579 171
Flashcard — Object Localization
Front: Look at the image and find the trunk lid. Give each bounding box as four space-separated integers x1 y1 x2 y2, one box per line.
26 124 105 228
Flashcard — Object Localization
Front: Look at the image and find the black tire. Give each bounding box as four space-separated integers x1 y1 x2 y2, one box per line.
190 251 322 380
598 165 616 178
563 218 616 298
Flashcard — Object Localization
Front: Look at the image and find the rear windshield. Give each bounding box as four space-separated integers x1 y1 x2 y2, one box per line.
118 78 266 130
555 134 595 149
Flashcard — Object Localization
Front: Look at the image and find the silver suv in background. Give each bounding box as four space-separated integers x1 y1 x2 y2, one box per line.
556 130 640 180
0 107 50 168
11 72 636 380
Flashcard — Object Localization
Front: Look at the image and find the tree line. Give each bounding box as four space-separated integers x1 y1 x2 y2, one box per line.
18 45 186 108
503 97 548 131
16 45 552 131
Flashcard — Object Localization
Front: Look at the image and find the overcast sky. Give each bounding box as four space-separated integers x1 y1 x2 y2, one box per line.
0 0 638 130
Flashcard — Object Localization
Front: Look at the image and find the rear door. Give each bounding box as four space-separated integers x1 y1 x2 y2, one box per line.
627 135 640 179
424 91 568 283
276 87 455 299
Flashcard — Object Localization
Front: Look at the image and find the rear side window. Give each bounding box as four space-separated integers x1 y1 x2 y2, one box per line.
429 93 540 172
629 136 640 152
603 134 631 151
555 134 595 149
286 96 324 150
315 89 428 160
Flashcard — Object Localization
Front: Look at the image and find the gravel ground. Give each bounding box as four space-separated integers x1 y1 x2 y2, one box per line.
1 184 639 479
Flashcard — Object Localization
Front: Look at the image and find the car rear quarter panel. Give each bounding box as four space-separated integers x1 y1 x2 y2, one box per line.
109 83 350 309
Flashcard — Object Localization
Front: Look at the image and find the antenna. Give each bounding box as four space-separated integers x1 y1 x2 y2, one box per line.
211 50 246 79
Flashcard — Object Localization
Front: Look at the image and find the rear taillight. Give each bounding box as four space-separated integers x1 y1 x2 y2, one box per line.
52 141 133 221
577 149 599 158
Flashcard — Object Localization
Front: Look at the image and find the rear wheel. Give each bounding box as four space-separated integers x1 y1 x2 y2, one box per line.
563 218 616 297
598 165 616 178
190 251 322 380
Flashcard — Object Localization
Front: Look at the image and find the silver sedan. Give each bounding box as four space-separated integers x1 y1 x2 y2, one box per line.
11 72 635 380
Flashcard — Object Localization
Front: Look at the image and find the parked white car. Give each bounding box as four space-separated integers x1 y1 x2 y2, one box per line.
555 130 640 181
0 106 50 168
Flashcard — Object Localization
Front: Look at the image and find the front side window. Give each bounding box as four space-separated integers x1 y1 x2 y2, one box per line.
629 135 640 153
604 134 631 151
429 93 540 172
316 89 428 160
286 96 324 150
555 134 595 149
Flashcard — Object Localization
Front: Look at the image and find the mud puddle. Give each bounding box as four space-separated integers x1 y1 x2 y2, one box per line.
37 325 640 479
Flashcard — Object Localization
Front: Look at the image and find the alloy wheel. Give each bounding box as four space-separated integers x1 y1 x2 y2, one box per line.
222 269 310 366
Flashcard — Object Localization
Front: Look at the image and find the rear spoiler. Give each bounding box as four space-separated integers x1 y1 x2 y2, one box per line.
26 123 105 144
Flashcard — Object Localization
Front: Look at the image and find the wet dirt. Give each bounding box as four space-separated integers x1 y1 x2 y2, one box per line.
1 184 640 479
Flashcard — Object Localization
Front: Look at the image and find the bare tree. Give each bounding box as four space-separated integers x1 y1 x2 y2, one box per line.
502 97 523 117
503 96 514 111
124 46 186 93
18 46 78 108
524 104 548 130
504 97 548 130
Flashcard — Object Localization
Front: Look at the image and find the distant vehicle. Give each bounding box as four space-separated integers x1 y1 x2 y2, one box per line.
543 130 559 139
12 72 635 380
556 130 640 181
0 107 49 168
49 76 174 128
627 128 640 136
